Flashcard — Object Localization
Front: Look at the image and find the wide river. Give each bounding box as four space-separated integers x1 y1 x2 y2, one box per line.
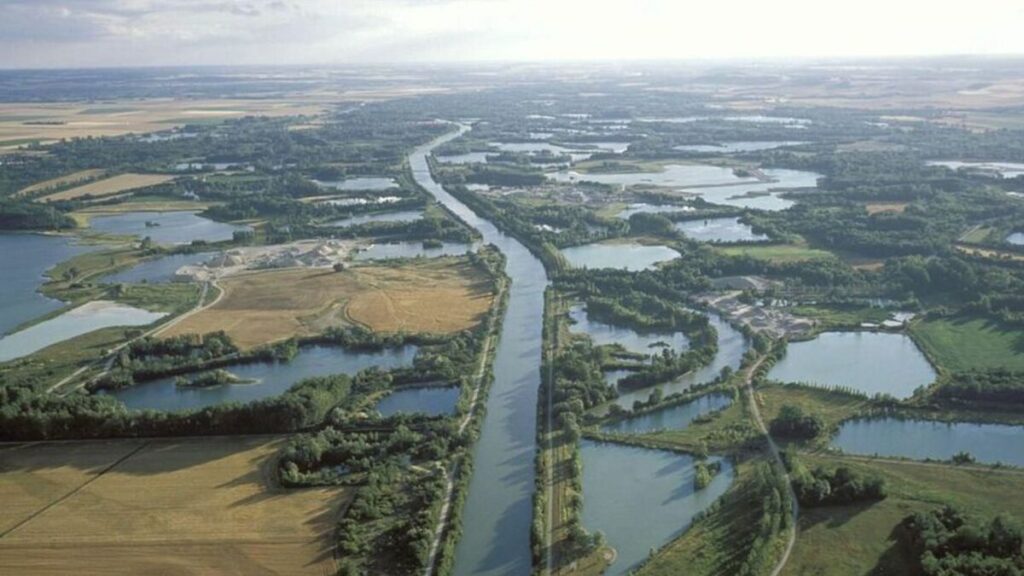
410 125 547 575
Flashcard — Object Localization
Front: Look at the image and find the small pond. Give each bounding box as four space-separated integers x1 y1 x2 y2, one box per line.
352 241 474 261
602 393 733 434
768 332 936 398
833 418 1024 466
100 252 218 284
1007 232 1024 246
568 304 689 355
616 203 694 219
375 386 460 417
581 441 734 575
105 344 419 412
561 242 680 271
313 177 399 191
88 211 249 245
675 217 768 243
0 301 166 363
326 209 423 228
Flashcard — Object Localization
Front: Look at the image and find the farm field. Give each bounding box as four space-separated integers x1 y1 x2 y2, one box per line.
0 436 350 576
0 99 329 147
864 202 908 215
164 258 495 348
39 173 176 202
16 169 106 196
911 315 1024 371
781 454 1024 576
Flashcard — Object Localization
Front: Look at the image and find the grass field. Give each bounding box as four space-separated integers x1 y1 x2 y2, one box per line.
39 174 175 202
0 436 349 576
16 169 106 196
911 315 1024 371
714 243 835 263
782 454 1024 576
164 258 495 348
756 383 869 437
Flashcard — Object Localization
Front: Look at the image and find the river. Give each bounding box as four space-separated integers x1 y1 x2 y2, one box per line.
410 125 547 575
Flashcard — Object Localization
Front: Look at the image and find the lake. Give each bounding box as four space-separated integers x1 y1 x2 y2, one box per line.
768 332 936 398
568 304 689 355
88 211 249 245
551 163 753 188
561 242 680 271
687 168 820 211
1007 232 1024 246
833 418 1024 466
0 301 166 363
376 386 460 417
609 311 749 411
581 441 734 575
100 252 218 284
674 141 806 153
326 209 423 227
105 344 419 412
675 217 768 243
352 241 474 261
0 233 96 337
313 177 398 190
602 393 733 434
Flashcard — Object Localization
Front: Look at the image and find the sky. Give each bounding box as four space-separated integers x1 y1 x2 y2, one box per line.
2 0 1023 68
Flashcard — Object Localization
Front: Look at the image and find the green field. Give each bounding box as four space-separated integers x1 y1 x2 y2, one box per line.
757 383 870 436
783 454 1024 576
714 243 835 263
911 315 1024 371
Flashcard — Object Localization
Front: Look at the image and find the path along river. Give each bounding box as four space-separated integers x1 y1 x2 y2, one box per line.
410 125 547 575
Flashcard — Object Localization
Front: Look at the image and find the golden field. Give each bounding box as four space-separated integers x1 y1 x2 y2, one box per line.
164 258 495 349
39 173 176 202
16 169 106 196
0 436 350 576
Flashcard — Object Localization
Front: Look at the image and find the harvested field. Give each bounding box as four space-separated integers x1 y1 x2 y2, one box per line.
164 258 495 348
864 202 908 215
39 174 175 202
954 243 1024 262
0 436 350 576
16 169 106 196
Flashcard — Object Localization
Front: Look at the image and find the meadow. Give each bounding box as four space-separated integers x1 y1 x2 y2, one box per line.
911 315 1024 371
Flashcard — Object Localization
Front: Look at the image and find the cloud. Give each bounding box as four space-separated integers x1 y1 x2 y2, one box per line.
1 0 1023 68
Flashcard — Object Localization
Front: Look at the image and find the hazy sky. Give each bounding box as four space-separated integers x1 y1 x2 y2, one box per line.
2 0 1023 68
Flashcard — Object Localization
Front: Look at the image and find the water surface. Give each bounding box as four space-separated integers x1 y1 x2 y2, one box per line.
412 126 548 576
376 386 460 417
0 301 166 363
100 252 218 284
616 203 694 219
928 160 1024 178
0 233 95 336
106 344 418 412
561 242 679 271
768 332 936 398
1007 232 1024 246
352 241 473 261
88 211 249 245
313 177 398 191
327 209 423 228
581 441 734 575
569 304 689 355
602 393 732 434
675 217 768 243
833 418 1024 466
674 141 806 153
